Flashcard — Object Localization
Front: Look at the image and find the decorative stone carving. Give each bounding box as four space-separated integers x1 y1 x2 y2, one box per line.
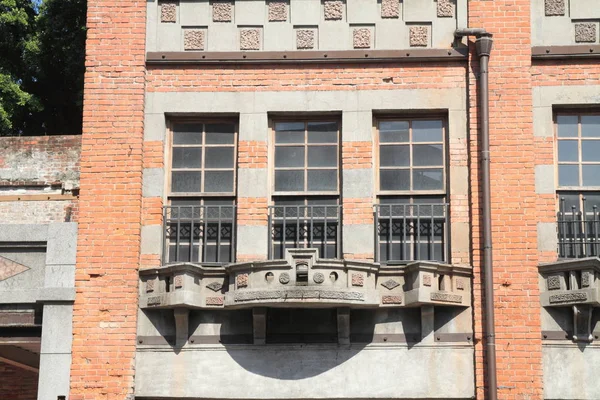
582 271 591 288
573 304 594 342
184 30 205 51
206 281 223 292
547 275 561 290
409 26 429 47
456 278 465 291
240 29 261 50
382 295 402 304
437 0 453 18
381 0 399 18
237 273 249 288
213 1 233 22
351 273 364 286
233 289 365 302
146 279 155 293
174 275 183 289
279 272 290 284
324 0 344 20
148 296 162 306
206 296 224 306
381 279 400 290
0 255 30 282
549 292 588 304
313 272 325 284
160 2 177 23
544 0 565 16
353 28 371 49
422 274 432 287
296 30 315 49
430 292 463 303
575 23 597 43
268 1 287 22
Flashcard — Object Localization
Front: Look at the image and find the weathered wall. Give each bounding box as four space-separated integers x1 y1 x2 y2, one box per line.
0 362 38 400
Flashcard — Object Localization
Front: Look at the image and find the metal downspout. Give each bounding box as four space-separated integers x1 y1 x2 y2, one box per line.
455 29 497 400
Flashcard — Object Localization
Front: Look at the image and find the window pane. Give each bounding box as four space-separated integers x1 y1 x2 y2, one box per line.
584 193 600 212
558 165 579 186
307 122 337 143
275 122 305 143
172 171 201 192
275 147 305 168
413 169 444 190
413 120 443 142
413 144 443 166
173 124 203 144
380 145 409 167
308 146 337 167
582 141 600 162
205 123 235 144
380 169 410 191
204 171 234 192
275 170 304 191
380 121 409 143
308 170 337 191
172 147 202 168
581 116 600 138
556 115 578 138
557 193 580 212
205 147 234 168
558 140 578 162
582 165 600 186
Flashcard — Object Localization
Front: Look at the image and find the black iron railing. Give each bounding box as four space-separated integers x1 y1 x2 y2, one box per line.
557 197 600 258
268 205 342 259
375 203 449 263
163 205 236 265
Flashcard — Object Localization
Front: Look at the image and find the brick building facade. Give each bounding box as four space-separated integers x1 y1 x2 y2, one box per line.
1 0 600 399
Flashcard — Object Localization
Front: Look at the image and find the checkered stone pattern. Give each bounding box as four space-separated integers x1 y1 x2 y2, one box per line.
544 0 565 16
213 1 233 22
240 29 261 50
237 273 249 288
324 0 344 20
353 28 371 49
268 1 287 21
381 0 399 18
160 2 177 23
437 0 453 18
575 23 597 43
352 273 364 287
547 275 561 290
409 26 429 47
296 30 315 49
174 275 183 289
184 30 205 51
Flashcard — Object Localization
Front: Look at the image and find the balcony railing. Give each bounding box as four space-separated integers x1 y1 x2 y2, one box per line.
163 205 236 265
268 204 342 260
375 203 449 264
557 198 600 258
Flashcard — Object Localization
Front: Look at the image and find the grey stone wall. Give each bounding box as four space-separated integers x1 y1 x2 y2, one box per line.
532 0 600 46
147 0 467 52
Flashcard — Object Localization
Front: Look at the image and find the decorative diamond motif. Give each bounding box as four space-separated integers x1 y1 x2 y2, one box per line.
381 279 400 290
0 256 30 282
547 275 561 290
206 281 223 292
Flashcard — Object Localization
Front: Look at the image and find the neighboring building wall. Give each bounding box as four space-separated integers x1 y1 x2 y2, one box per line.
0 362 38 400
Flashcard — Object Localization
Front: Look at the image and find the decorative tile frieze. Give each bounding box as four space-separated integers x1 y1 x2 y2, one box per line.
437 0 454 18
184 29 205 51
353 28 371 49
549 292 588 304
324 0 344 21
296 29 315 49
381 279 400 290
237 273 249 288
160 2 177 23
430 292 462 303
206 296 224 306
544 0 565 16
382 295 403 304
240 28 261 50
381 0 399 18
268 1 288 22
409 26 429 47
213 1 233 22
352 273 364 286
575 23 597 43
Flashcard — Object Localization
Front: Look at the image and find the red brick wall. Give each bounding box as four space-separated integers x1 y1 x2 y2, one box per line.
0 362 38 400
69 0 147 399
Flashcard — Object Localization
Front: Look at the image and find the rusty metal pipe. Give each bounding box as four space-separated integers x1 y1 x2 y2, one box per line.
455 29 497 400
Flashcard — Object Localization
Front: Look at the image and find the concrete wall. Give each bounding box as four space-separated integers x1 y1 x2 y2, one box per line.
147 0 467 52
532 0 600 46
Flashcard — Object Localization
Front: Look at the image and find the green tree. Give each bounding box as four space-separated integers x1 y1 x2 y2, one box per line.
0 0 86 136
